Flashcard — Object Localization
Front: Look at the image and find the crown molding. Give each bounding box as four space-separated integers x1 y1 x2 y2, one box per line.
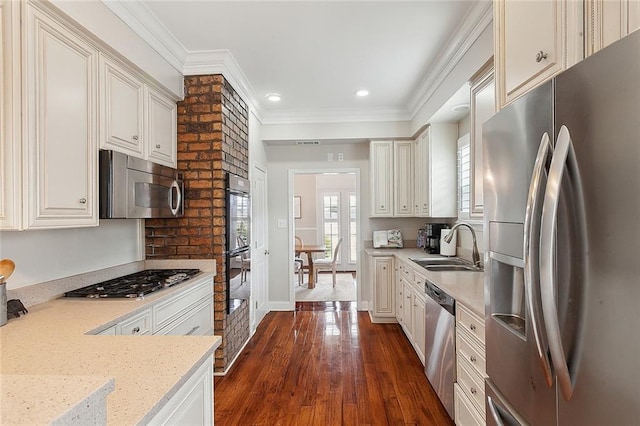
183 50 262 122
100 0 187 72
407 1 493 119
102 0 491 126
260 107 411 125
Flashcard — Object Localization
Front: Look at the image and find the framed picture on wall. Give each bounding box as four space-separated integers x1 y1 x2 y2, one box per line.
294 196 301 219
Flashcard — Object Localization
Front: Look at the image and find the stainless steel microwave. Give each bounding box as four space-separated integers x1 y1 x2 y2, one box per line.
99 150 183 219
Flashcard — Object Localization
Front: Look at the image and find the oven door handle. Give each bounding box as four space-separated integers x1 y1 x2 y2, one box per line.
169 180 182 216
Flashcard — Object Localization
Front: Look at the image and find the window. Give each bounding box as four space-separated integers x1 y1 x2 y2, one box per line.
349 193 357 263
457 133 471 218
322 194 340 259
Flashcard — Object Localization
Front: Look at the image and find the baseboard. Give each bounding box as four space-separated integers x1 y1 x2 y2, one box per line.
213 329 254 377
368 310 399 324
269 301 294 311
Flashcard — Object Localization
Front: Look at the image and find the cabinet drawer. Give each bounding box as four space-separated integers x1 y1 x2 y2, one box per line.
118 309 151 335
153 279 212 330
456 303 485 344
455 383 484 426
156 298 213 336
457 357 486 418
456 328 486 377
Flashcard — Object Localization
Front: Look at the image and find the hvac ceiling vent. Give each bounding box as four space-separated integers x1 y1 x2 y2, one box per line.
295 140 321 145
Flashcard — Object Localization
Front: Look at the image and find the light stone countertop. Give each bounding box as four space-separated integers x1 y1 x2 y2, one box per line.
365 248 485 316
0 273 221 425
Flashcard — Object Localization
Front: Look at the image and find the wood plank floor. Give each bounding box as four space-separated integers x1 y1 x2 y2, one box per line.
214 302 454 425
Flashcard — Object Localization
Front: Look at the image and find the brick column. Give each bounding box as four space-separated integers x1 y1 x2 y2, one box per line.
145 74 249 373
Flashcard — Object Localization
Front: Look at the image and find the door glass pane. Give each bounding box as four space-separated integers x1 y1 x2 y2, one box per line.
349 194 357 263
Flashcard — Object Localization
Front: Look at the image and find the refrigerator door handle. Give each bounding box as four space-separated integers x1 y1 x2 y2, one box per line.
523 132 554 387
540 125 575 401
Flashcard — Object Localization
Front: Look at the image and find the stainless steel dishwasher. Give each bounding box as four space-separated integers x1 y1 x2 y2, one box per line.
424 279 456 420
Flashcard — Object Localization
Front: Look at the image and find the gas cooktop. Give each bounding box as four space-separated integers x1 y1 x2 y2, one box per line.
64 269 201 299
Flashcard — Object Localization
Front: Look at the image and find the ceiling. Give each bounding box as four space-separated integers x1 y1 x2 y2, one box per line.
104 1 491 124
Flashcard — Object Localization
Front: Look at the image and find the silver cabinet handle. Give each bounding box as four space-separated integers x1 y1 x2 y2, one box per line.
406 295 411 299
186 325 200 336
79 198 86 204
470 355 476 363
540 125 585 401
470 387 477 395
536 51 548 62
169 181 181 216
132 135 139 141
155 144 161 149
470 324 476 331
264 250 270 255
132 326 140 334
380 205 384 208
523 132 554 387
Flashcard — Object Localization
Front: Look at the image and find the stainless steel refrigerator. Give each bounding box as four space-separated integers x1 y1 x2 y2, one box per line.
482 31 640 425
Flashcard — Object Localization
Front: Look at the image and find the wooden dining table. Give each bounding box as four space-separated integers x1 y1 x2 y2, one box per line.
294 244 326 289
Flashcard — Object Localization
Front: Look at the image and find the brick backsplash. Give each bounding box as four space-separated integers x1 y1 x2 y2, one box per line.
145 74 249 373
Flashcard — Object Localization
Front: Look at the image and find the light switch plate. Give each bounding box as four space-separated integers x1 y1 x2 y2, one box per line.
277 219 287 228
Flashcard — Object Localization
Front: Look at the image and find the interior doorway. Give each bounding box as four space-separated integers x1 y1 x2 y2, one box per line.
291 171 359 303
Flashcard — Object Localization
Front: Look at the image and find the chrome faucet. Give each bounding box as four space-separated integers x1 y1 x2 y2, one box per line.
444 222 481 268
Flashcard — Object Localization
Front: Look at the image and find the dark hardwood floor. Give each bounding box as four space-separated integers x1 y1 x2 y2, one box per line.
214 302 454 425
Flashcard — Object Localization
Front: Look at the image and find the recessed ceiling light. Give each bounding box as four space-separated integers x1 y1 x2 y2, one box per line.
451 103 470 113
266 93 281 102
355 89 369 97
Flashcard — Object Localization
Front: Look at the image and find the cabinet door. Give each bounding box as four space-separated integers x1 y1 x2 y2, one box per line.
393 141 414 216
100 55 144 157
24 4 98 228
372 256 395 317
469 63 495 218
395 265 404 324
586 0 640 56
414 131 430 216
402 281 413 338
495 0 583 107
369 141 393 217
146 86 177 168
413 291 426 364
0 0 21 230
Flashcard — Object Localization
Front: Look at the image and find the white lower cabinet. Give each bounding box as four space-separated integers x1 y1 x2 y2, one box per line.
455 303 487 424
370 255 396 321
412 285 426 364
118 309 151 335
150 354 214 426
393 258 427 366
454 383 484 426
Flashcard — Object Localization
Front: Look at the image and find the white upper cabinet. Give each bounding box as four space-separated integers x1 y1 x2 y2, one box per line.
24 3 99 229
146 86 177 168
100 55 178 168
585 0 640 56
100 55 145 157
469 61 495 218
415 124 458 218
495 0 583 108
393 141 414 217
0 0 21 230
370 141 394 217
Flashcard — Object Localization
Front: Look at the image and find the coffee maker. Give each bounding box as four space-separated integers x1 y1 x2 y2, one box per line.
424 223 449 254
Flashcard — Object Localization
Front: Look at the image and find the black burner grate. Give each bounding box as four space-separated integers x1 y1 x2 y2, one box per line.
64 269 201 299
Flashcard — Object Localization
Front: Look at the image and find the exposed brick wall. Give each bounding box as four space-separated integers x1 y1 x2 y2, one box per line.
145 74 249 373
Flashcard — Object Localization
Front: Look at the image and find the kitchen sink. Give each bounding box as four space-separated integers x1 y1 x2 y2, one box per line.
424 264 483 272
409 257 483 272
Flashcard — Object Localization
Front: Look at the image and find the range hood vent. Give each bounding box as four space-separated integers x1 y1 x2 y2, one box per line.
295 140 321 145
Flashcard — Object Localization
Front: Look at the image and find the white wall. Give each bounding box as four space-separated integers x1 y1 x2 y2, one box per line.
262 120 413 142
51 0 183 96
0 220 143 290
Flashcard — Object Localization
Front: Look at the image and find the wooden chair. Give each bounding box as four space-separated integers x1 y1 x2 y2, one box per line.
294 236 305 286
237 236 250 284
313 237 344 287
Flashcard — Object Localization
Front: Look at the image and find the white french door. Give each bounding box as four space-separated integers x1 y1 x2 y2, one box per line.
318 191 356 271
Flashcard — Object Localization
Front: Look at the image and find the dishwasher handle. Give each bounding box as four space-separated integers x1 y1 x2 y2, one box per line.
425 280 455 316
